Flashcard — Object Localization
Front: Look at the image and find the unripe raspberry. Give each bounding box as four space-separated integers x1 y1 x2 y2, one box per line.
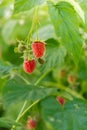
59 69 66 78
68 75 76 84
31 41 45 58
23 59 36 74
18 43 26 53
27 119 36 130
56 96 65 106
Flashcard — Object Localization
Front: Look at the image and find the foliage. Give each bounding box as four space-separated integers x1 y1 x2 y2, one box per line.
0 0 87 130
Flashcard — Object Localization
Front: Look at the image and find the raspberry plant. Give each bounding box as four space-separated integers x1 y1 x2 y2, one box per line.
0 0 87 130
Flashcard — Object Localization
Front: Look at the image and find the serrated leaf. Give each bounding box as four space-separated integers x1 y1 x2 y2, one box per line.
14 0 45 14
47 1 82 64
41 39 66 71
3 78 58 107
58 0 85 23
0 117 19 128
68 0 85 23
41 97 87 130
0 63 12 77
76 0 87 30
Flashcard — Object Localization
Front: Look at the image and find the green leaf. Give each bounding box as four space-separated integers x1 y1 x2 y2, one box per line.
68 0 85 23
14 0 45 14
58 0 85 23
3 77 58 107
76 0 87 30
0 117 18 128
47 1 82 64
2 20 17 42
0 0 14 6
41 39 66 71
0 63 12 77
41 97 87 130
32 24 56 41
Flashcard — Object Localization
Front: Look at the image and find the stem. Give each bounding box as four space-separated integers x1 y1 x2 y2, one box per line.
11 70 51 130
11 99 40 130
42 81 84 99
1 74 10 79
36 7 39 41
35 69 52 85
16 73 31 85
18 99 40 119
11 100 27 130
24 8 37 60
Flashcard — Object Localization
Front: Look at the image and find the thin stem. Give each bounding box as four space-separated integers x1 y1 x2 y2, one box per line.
24 8 37 60
36 7 39 41
18 99 40 119
35 69 52 85
16 73 31 85
1 74 10 79
42 81 84 99
11 100 27 130
11 99 40 130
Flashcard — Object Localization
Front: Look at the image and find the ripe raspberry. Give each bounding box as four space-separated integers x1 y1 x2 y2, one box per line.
68 75 76 84
31 41 45 58
23 59 36 74
27 119 36 129
56 96 65 106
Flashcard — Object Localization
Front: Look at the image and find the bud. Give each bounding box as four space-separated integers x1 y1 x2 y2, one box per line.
38 58 45 64
18 43 26 53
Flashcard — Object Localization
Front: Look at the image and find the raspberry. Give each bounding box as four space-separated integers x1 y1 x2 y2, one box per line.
23 59 36 74
31 41 45 58
27 119 36 129
68 75 76 84
59 69 66 78
56 96 65 106
18 43 26 53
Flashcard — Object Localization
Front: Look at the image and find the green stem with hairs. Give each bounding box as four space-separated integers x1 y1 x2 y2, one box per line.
35 69 52 85
11 99 40 130
16 73 31 85
36 6 39 41
11 63 52 130
25 7 39 60
42 81 84 99
11 100 27 130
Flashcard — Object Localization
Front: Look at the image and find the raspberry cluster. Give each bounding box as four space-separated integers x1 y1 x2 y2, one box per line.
23 41 45 74
17 40 45 74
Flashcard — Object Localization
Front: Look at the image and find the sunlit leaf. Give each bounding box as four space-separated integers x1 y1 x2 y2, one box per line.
48 1 82 64
14 0 45 14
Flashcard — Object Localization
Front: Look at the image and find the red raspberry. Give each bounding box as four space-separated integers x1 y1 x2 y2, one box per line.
23 59 36 74
56 96 65 106
31 41 45 58
68 75 76 84
27 119 36 129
